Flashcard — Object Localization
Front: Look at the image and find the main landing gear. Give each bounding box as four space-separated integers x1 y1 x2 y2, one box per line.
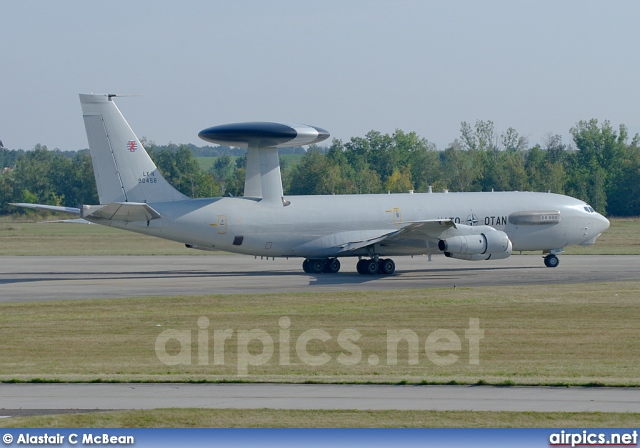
356 258 395 275
301 257 395 275
302 257 341 274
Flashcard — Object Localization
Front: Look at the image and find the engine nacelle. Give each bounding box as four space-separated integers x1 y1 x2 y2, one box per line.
439 230 511 257
444 239 513 261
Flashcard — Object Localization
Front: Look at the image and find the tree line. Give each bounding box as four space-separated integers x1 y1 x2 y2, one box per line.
1 119 639 216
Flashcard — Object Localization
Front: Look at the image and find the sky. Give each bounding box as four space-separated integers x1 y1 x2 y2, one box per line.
1 0 639 152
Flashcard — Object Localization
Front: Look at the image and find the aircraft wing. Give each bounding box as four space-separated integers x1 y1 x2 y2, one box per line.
387 219 457 240
336 230 399 253
336 219 457 253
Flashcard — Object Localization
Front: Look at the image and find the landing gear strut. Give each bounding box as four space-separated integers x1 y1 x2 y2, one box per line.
544 254 560 268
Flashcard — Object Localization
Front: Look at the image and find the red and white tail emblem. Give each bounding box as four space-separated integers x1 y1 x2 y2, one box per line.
127 140 137 152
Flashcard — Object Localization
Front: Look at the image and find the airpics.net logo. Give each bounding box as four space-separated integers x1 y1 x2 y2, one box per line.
155 317 484 376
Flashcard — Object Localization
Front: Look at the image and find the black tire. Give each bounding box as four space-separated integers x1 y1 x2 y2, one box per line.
379 258 396 275
309 259 325 274
364 259 379 275
544 254 560 268
324 258 341 273
356 259 366 274
302 259 311 273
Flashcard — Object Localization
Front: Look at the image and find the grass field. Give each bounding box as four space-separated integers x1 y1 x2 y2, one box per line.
1 282 639 385
0 218 210 256
0 216 638 256
2 409 640 428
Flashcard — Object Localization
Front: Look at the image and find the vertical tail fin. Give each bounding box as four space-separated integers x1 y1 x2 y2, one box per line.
80 94 188 204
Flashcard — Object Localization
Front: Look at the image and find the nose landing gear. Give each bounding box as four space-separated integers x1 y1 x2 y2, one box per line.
544 254 560 268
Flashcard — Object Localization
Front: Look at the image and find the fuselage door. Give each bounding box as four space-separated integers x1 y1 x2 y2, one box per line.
217 214 227 234
386 207 402 224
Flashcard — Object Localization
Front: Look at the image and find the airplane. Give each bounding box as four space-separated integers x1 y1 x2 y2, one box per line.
12 94 610 275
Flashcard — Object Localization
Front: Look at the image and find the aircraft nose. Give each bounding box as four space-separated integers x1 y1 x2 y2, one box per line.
595 213 611 233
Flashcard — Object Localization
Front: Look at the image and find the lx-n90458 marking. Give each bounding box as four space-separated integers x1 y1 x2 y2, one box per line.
12 94 610 274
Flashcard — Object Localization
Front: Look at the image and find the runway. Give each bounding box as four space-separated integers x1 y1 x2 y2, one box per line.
2 383 639 415
0 254 638 302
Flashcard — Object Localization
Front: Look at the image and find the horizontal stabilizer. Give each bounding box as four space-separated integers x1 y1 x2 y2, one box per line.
10 203 81 215
42 218 93 224
82 202 161 222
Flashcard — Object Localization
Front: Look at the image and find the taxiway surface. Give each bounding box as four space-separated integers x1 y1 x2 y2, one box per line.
1 383 639 414
0 254 638 302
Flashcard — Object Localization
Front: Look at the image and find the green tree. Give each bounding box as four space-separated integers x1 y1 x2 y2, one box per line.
569 119 628 213
151 145 219 198
606 136 640 216
288 148 346 195
385 166 414 193
443 140 475 192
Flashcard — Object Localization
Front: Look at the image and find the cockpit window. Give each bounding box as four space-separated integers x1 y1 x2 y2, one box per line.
584 205 596 213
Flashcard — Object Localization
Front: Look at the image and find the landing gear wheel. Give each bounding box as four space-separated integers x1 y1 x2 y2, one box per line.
324 258 341 273
378 258 396 275
364 259 379 275
303 258 325 273
544 254 560 268
308 259 325 274
356 259 367 274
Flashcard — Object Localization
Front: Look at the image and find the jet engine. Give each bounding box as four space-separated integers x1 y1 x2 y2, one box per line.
439 230 512 261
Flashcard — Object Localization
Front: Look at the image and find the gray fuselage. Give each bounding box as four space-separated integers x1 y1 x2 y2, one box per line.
92 191 610 259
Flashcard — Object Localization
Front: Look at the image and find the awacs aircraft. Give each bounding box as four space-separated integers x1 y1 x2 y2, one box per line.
13 94 610 275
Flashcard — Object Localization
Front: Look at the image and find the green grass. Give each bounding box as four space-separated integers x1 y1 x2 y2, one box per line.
1 283 639 385
0 218 213 256
195 156 220 172
2 409 639 428
0 216 637 256
556 217 640 255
